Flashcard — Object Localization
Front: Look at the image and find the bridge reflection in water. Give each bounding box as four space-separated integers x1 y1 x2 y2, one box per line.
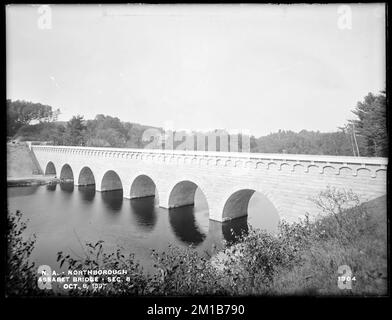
62 184 277 245
101 189 123 213
59 182 74 193
46 183 57 192
64 183 261 246
222 216 249 243
7 183 282 272
77 185 96 202
130 196 157 232
169 205 207 246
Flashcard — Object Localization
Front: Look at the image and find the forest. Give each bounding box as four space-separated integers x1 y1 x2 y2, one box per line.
6 91 387 157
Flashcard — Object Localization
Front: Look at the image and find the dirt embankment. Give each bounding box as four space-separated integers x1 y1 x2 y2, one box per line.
7 142 58 186
7 142 42 177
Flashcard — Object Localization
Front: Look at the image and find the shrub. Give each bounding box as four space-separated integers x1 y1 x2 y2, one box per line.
57 241 148 296
310 186 374 246
149 245 226 295
6 210 43 296
270 188 386 295
57 243 226 296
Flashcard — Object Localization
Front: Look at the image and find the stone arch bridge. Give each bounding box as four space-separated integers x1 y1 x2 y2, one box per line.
30 145 387 223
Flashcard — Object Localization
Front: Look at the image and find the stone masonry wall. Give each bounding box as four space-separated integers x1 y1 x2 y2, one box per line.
31 145 388 222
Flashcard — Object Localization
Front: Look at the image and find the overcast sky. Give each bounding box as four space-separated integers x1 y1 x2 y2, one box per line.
6 4 385 136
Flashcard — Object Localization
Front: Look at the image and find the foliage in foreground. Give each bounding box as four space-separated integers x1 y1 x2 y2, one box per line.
5 210 45 296
6 187 387 296
56 187 389 296
272 188 387 295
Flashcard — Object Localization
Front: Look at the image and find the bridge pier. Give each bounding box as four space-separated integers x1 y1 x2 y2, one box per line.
208 205 233 222
158 190 171 209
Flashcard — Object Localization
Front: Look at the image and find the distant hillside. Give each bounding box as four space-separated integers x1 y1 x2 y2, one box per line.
251 130 357 156
7 91 387 157
54 121 67 126
11 120 359 156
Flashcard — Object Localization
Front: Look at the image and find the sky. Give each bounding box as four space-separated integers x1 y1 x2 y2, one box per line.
6 4 385 137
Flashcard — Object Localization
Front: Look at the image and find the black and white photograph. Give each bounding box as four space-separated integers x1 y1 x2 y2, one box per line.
4 3 388 304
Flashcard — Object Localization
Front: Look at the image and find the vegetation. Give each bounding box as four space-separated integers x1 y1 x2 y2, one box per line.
7 91 387 157
263 188 386 295
6 188 387 296
5 210 46 296
250 130 355 155
348 91 387 157
7 99 60 137
250 91 387 156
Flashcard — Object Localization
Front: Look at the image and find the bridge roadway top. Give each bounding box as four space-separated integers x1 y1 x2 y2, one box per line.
30 145 388 166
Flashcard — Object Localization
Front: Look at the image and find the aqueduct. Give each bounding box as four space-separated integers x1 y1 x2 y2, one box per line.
30 144 387 222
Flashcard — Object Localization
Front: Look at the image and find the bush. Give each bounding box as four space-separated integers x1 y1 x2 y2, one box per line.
209 187 386 296
57 240 148 296
6 210 43 296
57 243 226 296
310 186 374 246
270 188 386 295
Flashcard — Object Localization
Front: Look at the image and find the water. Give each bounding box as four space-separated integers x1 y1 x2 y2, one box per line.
7 183 280 274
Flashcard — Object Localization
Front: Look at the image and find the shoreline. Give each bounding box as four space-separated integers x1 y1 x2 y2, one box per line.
7 176 60 187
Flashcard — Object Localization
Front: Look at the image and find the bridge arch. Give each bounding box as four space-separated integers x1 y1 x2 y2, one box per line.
60 164 74 181
168 180 209 209
100 170 123 192
45 161 56 175
129 174 157 199
223 189 255 220
78 166 95 186
221 188 280 227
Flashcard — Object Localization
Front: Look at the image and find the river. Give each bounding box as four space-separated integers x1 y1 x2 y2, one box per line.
7 183 280 274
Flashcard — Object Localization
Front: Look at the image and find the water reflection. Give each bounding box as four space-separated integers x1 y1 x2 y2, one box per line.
130 197 157 232
46 183 57 192
8 185 40 198
78 185 96 203
207 216 249 246
222 216 249 244
169 206 206 246
101 190 123 212
8 184 283 274
60 182 74 193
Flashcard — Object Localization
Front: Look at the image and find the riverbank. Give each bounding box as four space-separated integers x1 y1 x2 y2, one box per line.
7 175 59 187
211 192 387 295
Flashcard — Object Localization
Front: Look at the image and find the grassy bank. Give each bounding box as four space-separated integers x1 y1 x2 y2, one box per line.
270 192 387 295
6 187 388 296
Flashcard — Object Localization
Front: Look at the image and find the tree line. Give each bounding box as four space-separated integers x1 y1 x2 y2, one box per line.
6 91 387 157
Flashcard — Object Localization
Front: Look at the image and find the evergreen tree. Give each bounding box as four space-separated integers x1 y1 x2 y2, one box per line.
65 115 87 146
349 91 387 157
